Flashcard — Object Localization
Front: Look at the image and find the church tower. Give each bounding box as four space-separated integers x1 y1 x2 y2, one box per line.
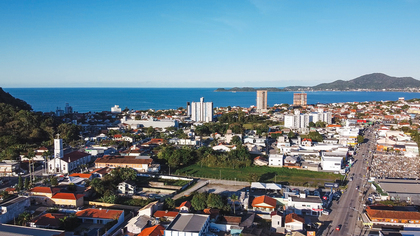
54 135 63 159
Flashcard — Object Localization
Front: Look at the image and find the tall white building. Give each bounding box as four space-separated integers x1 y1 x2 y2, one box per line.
256 90 268 112
190 97 213 122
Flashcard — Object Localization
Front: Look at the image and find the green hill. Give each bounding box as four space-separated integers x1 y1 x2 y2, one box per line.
0 87 32 110
311 73 420 90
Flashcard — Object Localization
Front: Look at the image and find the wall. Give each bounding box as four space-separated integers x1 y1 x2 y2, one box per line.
0 197 31 223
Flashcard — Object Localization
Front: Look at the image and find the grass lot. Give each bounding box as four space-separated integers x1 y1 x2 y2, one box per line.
176 164 341 188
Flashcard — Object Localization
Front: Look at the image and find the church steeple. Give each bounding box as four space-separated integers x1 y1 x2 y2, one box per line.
54 134 63 159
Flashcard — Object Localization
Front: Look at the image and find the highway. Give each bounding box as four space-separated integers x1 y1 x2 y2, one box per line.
321 125 376 235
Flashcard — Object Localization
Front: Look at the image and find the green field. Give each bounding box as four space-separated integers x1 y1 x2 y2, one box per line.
176 164 341 187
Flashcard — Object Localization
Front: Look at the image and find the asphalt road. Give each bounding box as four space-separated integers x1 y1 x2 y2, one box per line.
322 125 376 235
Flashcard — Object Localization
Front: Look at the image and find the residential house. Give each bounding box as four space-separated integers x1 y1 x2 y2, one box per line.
51 193 84 207
178 201 191 213
117 180 137 195
268 154 283 167
30 213 66 229
29 187 60 198
270 211 283 233
90 167 112 178
284 213 304 231
0 161 19 177
139 224 165 236
253 156 268 166
75 208 124 225
153 210 179 221
69 173 93 180
251 195 277 212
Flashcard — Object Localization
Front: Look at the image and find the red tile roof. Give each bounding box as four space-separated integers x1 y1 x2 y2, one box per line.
69 173 92 179
138 224 165 236
52 192 84 200
366 208 420 221
31 213 66 227
95 155 152 165
75 208 123 219
285 213 304 224
30 186 60 194
90 167 112 175
252 195 277 208
153 210 179 218
179 201 191 208
63 151 90 163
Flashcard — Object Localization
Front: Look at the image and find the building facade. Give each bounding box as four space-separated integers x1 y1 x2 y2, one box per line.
190 97 213 122
256 90 268 112
293 93 307 106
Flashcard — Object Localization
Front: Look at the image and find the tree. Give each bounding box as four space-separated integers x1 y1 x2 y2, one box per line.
50 177 58 186
24 177 30 190
288 131 296 139
357 135 364 144
191 192 208 211
17 175 23 191
16 212 31 226
207 193 224 209
164 198 176 210
147 126 155 137
230 136 242 146
230 194 239 215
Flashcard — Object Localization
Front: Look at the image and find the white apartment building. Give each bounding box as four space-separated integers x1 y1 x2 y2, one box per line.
269 154 284 167
190 97 213 122
284 110 332 129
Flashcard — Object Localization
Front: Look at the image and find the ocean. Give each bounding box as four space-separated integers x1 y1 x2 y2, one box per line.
4 88 420 113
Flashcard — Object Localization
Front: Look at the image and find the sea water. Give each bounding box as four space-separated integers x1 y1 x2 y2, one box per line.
4 88 420 113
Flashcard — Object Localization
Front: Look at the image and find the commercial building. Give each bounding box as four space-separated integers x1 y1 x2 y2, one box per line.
256 90 268 112
189 97 213 122
94 155 155 172
164 213 210 236
293 93 307 106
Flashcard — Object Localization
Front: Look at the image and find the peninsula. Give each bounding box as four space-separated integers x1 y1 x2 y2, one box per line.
215 73 420 92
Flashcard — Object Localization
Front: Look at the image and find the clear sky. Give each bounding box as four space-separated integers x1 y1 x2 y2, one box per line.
1 0 419 87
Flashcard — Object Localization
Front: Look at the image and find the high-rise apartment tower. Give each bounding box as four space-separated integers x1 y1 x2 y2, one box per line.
256 90 268 112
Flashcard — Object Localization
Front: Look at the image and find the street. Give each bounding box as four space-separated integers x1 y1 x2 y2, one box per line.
321 125 376 235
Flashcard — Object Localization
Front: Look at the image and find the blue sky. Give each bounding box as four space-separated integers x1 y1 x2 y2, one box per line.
1 0 419 87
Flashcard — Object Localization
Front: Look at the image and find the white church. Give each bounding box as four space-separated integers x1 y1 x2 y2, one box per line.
47 137 91 174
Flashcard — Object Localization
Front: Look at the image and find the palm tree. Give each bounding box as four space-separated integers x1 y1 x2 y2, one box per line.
230 194 239 215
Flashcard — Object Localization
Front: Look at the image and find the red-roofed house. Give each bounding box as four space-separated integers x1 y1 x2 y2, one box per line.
284 213 304 231
252 195 277 212
138 224 165 236
69 173 93 180
29 187 60 198
90 167 112 178
153 210 179 220
75 208 124 225
51 193 84 207
178 201 191 213
30 213 66 229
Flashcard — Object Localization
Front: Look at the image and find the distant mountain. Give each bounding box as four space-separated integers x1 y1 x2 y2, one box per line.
0 87 32 110
215 73 420 92
311 73 420 90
